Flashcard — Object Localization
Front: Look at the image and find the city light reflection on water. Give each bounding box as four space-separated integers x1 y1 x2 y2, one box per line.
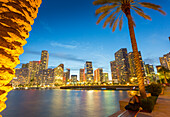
1 90 130 117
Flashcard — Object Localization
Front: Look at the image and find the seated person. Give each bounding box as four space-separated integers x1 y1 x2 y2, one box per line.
125 95 140 111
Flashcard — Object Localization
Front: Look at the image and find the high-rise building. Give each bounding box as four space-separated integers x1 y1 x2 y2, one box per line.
39 50 49 71
85 61 93 82
145 64 155 75
159 52 170 70
110 61 117 80
22 63 29 68
41 68 54 86
54 64 64 85
94 68 103 83
15 68 29 85
28 61 40 84
80 69 84 82
128 51 145 78
115 48 130 83
71 75 77 83
64 68 70 84
94 69 97 83
103 73 109 82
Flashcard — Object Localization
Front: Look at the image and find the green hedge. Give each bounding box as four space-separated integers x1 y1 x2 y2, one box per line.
140 96 157 112
146 83 162 96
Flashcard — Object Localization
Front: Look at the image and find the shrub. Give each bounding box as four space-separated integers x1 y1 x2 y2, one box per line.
140 96 157 112
167 79 170 84
146 83 162 96
157 79 161 84
161 79 165 84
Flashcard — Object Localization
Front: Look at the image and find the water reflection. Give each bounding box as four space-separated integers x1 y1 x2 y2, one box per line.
2 90 129 117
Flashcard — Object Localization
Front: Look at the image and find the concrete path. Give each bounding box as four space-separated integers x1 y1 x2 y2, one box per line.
147 87 170 117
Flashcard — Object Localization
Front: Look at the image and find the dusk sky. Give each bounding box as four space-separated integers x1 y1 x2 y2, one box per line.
18 0 170 80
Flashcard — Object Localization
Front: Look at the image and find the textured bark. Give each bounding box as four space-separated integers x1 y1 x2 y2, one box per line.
163 71 168 84
125 8 147 99
0 0 42 113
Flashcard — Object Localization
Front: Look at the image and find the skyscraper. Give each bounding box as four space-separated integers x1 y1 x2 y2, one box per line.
41 68 54 86
28 61 40 84
71 75 77 83
94 68 103 83
54 64 64 85
80 69 84 82
110 61 117 80
64 68 70 84
115 48 130 83
15 68 29 85
22 63 29 68
103 73 109 82
85 61 93 82
39 50 49 71
128 51 145 78
159 52 170 70
145 64 155 75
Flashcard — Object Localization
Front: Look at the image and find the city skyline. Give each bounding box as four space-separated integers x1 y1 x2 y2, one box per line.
1 0 170 116
17 0 170 79
16 48 163 82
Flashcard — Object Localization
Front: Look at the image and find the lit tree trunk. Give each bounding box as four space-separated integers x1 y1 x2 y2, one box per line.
0 0 42 114
163 71 168 84
125 8 147 99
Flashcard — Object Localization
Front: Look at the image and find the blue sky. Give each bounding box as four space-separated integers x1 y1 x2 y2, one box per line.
18 0 170 80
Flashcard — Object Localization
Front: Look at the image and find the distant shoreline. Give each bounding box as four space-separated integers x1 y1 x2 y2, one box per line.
13 85 139 91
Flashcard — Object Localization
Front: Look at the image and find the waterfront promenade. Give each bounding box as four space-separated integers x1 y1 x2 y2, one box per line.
110 87 170 117
148 87 170 117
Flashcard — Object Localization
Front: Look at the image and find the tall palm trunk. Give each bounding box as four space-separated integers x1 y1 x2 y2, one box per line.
0 0 42 114
163 71 168 84
125 8 147 99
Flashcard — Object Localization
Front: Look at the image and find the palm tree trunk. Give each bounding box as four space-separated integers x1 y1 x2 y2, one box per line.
163 71 168 84
125 9 147 99
0 0 42 113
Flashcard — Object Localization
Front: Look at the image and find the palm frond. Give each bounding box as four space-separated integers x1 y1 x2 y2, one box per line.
94 0 166 32
109 14 118 28
139 2 166 15
112 15 119 32
95 4 118 15
93 0 120 5
96 11 112 24
103 13 114 28
103 7 121 28
132 8 152 20
132 6 143 12
119 14 123 30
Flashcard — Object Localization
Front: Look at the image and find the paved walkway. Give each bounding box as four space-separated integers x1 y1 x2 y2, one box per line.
110 87 170 117
147 87 170 117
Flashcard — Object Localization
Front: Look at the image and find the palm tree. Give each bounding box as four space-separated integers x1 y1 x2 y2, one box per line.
0 0 42 113
93 0 166 98
158 66 170 84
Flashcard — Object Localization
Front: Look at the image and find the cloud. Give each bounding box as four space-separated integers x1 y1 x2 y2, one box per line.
51 42 77 49
144 57 160 65
24 50 85 62
50 53 85 62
